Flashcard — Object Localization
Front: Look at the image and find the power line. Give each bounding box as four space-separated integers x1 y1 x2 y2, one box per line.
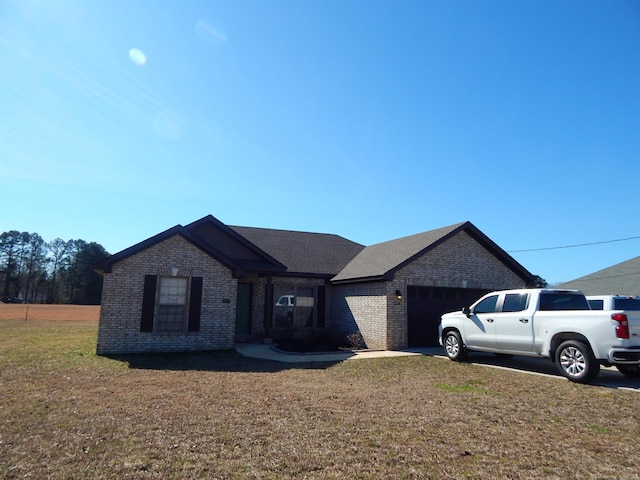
508 235 640 253
559 271 640 283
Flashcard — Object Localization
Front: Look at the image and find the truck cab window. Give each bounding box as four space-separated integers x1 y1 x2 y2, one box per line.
474 295 499 314
588 299 604 310
503 293 529 312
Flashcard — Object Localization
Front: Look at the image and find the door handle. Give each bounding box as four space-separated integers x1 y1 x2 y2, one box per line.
519 318 529 323
486 318 494 323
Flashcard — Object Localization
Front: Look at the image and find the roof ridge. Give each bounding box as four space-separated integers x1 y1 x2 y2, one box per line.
230 225 364 244
365 221 469 248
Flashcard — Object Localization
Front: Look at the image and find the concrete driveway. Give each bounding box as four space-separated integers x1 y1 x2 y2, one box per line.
235 343 640 391
463 351 640 392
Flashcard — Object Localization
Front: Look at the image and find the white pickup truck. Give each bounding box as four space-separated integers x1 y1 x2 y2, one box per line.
586 295 640 377
587 294 640 312
439 289 640 383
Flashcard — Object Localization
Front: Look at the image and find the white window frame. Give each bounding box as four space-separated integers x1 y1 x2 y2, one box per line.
156 276 188 332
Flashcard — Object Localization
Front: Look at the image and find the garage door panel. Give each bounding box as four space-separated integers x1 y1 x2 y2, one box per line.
407 287 489 347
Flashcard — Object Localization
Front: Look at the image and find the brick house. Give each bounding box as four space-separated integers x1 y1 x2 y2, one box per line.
94 215 534 355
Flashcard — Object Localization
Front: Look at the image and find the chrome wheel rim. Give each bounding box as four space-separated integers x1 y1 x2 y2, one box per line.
445 334 459 358
559 346 586 377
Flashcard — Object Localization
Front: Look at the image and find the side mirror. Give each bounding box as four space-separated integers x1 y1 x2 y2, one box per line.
462 306 471 317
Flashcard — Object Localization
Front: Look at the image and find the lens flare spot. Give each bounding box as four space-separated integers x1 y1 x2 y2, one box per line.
195 20 227 46
129 48 147 66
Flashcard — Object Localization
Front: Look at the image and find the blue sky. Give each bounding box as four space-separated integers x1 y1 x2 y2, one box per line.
1 0 638 285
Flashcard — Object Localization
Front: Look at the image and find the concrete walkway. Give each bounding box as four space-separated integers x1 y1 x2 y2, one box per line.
234 343 445 363
233 344 640 390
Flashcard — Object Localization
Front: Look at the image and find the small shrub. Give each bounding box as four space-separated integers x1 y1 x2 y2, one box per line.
275 328 351 353
345 331 365 350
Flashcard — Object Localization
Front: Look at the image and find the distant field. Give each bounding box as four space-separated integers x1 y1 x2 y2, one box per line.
0 303 100 322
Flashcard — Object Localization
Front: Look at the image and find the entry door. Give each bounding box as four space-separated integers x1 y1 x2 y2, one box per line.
235 283 252 335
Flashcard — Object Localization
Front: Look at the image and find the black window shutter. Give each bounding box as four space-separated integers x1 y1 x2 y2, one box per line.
264 282 274 330
317 285 326 327
188 277 203 332
140 275 157 332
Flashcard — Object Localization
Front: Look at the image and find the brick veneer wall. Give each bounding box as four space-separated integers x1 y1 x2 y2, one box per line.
330 230 529 350
386 230 528 349
330 282 388 350
97 235 237 355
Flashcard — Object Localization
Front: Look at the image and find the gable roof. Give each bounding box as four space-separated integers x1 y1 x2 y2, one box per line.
230 226 365 277
94 215 362 279
556 256 640 296
185 216 286 274
95 215 533 284
93 224 252 277
331 221 534 284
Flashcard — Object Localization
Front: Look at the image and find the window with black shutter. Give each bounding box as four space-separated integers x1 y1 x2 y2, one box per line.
139 275 203 333
188 277 203 332
140 275 157 332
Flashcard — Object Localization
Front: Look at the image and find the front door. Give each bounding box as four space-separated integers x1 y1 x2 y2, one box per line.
235 283 252 335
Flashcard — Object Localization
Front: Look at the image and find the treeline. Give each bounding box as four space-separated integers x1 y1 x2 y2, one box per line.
0 231 110 305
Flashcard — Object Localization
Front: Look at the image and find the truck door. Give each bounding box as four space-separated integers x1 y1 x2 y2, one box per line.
464 294 499 349
495 292 534 352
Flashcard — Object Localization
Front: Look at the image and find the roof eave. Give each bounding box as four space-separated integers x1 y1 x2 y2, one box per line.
93 225 249 278
187 215 287 271
330 273 393 285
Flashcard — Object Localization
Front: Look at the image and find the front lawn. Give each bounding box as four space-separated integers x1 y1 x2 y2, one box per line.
1 306 639 479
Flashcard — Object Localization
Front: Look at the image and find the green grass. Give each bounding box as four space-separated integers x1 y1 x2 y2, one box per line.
1 317 640 479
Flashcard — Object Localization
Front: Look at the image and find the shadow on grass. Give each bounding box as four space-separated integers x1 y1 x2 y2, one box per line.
465 352 640 390
104 350 340 373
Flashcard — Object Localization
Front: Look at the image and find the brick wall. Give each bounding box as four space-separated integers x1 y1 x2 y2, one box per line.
386 230 528 349
330 230 529 350
396 231 526 291
330 282 388 350
97 235 237 355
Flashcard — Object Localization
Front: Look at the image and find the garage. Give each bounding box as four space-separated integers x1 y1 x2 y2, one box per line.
407 286 489 347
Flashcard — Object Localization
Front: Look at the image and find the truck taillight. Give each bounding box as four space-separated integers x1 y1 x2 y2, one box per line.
612 313 629 339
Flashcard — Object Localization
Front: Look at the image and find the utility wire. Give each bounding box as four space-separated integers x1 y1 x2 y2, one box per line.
508 235 640 253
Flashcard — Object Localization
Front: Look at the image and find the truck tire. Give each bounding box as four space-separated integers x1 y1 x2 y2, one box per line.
443 330 467 361
616 364 640 378
555 340 600 383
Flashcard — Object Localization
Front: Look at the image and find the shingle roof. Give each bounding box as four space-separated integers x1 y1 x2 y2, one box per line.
230 226 365 277
95 215 533 284
331 221 534 284
331 223 465 282
185 216 286 274
93 225 250 277
556 256 640 296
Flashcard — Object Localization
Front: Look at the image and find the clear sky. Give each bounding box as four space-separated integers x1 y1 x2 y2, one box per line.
1 0 638 285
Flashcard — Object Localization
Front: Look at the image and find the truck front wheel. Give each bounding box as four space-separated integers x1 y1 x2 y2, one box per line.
443 331 467 361
555 340 600 383
616 364 640 378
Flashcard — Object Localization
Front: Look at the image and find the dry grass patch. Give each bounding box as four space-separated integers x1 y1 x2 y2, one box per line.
1 308 639 479
0 304 100 322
